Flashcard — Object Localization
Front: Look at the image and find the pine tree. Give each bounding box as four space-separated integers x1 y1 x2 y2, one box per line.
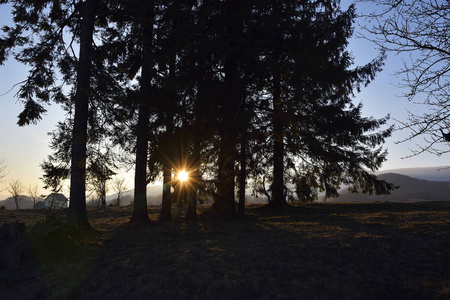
0 0 100 227
253 0 394 205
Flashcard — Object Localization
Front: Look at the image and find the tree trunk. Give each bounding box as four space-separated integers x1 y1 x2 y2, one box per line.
186 140 201 221
68 0 98 228
214 53 238 215
213 0 242 216
270 69 287 208
160 50 176 222
268 1 286 209
172 181 183 221
130 3 154 225
160 163 172 221
238 132 246 214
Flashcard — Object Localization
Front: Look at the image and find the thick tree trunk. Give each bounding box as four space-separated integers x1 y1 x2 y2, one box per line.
214 55 238 215
130 3 154 225
130 63 151 224
213 0 242 216
68 0 98 228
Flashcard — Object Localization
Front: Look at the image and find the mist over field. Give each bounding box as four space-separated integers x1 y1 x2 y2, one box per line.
2 166 450 208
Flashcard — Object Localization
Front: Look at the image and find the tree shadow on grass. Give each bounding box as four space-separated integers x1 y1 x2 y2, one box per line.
2 203 450 299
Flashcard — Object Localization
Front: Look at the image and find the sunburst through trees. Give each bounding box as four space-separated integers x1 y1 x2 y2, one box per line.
0 0 394 226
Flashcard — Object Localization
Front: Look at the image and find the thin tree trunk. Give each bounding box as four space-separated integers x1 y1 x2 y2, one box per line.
238 132 246 214
271 69 286 208
160 163 172 221
268 1 286 209
68 0 98 228
172 181 183 221
160 51 176 222
186 140 200 221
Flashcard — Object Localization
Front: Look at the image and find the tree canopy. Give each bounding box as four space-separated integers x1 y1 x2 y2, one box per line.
0 0 394 224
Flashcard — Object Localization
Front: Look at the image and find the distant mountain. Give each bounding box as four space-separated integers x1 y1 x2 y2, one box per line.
378 166 450 182
104 184 163 206
331 173 450 202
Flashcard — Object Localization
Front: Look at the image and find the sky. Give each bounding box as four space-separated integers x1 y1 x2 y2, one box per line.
1 1 449 200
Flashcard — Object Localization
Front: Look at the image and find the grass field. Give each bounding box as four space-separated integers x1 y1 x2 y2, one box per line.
1 202 450 299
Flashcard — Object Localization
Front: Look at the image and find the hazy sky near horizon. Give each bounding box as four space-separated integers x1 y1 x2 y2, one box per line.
1 1 449 200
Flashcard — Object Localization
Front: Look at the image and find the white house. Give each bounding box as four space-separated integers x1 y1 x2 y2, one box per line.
44 193 68 209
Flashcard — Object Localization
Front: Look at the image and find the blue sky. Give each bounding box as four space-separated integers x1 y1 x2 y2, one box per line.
1 1 449 199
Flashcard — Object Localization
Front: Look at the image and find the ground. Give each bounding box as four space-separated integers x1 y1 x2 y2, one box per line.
1 202 450 299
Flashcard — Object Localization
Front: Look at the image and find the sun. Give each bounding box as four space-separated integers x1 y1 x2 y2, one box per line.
178 170 189 182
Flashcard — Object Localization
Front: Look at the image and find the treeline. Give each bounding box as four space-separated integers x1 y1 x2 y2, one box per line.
0 0 394 227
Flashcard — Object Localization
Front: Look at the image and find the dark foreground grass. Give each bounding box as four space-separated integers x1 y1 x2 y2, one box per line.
1 202 450 299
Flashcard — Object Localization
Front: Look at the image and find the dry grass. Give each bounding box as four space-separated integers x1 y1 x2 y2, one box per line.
1 202 450 299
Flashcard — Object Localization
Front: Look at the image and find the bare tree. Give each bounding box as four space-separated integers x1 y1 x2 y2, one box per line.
361 0 450 156
28 184 39 209
112 177 128 206
7 179 25 210
0 156 8 191
88 162 114 211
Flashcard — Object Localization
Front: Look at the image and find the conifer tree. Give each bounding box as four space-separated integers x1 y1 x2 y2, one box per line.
0 0 100 227
252 0 394 205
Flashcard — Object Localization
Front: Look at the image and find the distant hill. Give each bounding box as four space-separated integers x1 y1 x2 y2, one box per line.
104 184 268 206
378 166 450 182
331 173 450 202
0 195 44 209
104 185 163 206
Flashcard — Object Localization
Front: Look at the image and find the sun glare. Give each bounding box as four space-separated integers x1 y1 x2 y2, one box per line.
178 170 189 182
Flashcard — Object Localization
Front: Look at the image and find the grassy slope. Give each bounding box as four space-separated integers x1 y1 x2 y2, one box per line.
1 202 450 299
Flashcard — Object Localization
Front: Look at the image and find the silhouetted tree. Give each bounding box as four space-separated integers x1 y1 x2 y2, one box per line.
7 179 24 210
249 0 394 206
0 156 8 191
362 0 450 157
28 184 39 209
209 0 257 216
0 0 100 227
129 0 156 225
112 177 128 206
68 0 99 227
88 160 115 210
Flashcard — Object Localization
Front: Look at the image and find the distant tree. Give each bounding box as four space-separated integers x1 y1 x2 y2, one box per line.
28 184 39 209
362 0 450 156
112 177 128 206
0 156 8 191
7 179 24 210
88 161 115 210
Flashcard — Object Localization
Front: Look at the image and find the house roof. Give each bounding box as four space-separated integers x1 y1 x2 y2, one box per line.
44 193 68 202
